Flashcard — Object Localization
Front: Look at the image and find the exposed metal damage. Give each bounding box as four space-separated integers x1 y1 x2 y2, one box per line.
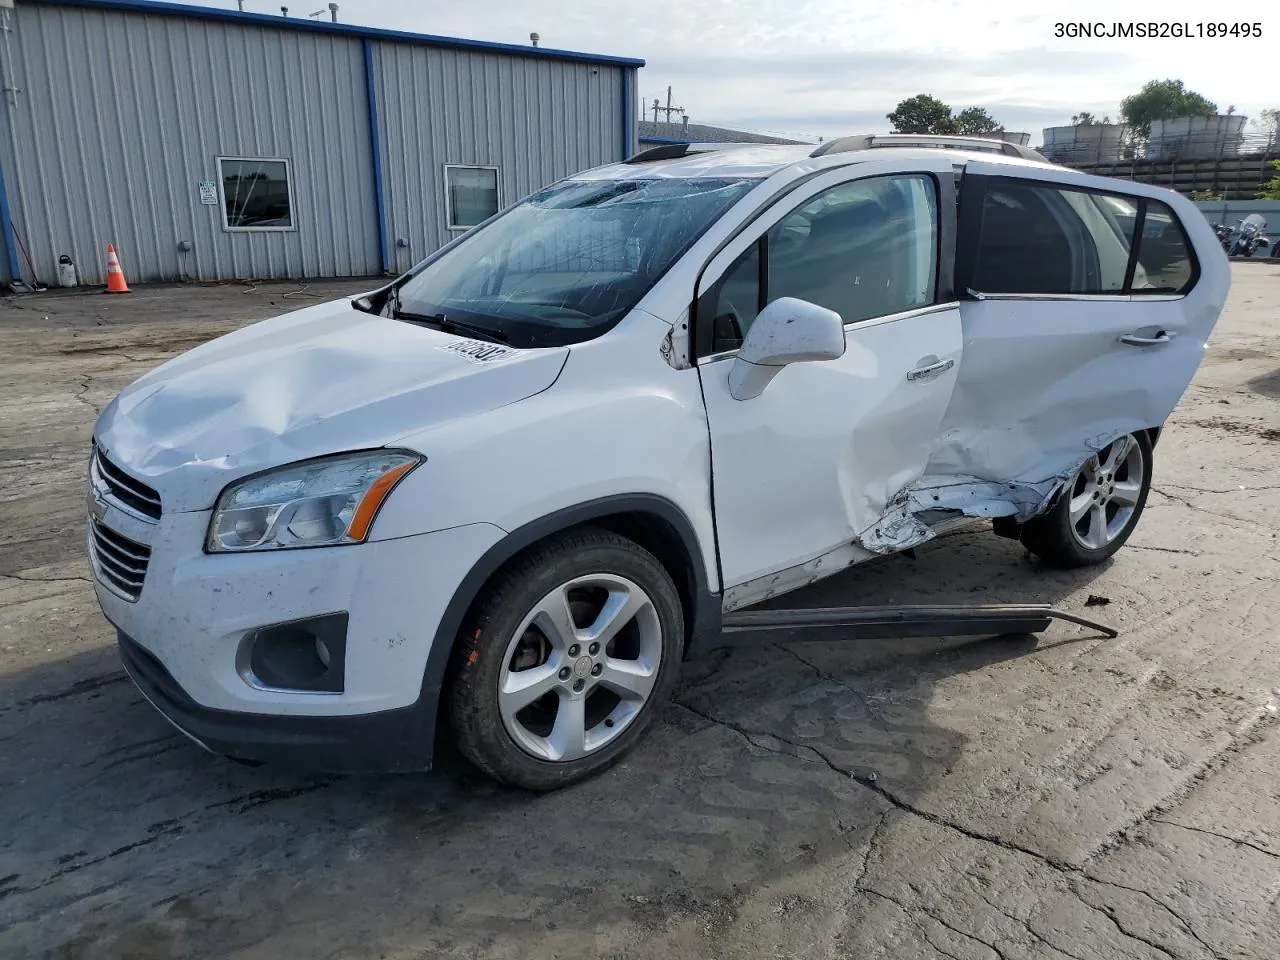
856 438 1119 555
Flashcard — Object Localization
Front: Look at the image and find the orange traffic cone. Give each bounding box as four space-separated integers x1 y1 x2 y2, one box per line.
105 244 131 293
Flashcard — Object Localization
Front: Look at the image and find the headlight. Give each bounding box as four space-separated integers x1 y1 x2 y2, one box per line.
207 450 421 552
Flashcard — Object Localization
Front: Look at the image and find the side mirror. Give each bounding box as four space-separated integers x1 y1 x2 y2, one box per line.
727 297 845 400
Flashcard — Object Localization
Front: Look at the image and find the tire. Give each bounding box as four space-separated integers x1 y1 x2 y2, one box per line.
446 526 684 791
1019 431 1153 569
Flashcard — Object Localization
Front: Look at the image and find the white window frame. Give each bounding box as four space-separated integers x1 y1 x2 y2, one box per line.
444 164 501 232
217 156 297 233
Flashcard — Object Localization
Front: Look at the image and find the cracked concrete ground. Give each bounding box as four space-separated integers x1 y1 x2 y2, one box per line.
1 267 1278 960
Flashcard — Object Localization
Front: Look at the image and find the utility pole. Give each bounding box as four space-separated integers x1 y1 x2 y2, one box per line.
650 86 686 125
662 86 684 123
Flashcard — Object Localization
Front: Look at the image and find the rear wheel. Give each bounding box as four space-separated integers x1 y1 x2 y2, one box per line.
1019 431 1152 569
446 527 684 791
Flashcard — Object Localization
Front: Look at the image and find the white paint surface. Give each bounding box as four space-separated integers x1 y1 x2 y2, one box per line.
88 144 1229 723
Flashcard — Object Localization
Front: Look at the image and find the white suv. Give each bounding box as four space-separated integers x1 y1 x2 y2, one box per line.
88 136 1229 790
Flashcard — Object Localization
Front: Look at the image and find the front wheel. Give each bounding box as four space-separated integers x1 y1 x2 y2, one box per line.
446 527 684 791
1019 431 1153 569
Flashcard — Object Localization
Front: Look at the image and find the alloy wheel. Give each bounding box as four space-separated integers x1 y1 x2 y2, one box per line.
497 574 663 762
1067 435 1146 551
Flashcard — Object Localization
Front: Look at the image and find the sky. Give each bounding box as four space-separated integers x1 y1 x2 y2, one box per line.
189 0 1275 145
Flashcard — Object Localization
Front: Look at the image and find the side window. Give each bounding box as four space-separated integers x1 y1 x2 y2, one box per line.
971 182 1136 294
768 175 938 325
703 175 938 353
707 243 761 352
1131 200 1195 294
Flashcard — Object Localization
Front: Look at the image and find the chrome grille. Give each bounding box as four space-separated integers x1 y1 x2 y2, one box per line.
90 518 151 601
93 446 161 520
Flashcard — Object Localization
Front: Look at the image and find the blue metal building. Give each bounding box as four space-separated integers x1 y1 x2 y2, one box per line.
0 0 642 287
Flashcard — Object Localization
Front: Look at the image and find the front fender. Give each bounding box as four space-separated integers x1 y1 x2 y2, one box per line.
368 310 720 592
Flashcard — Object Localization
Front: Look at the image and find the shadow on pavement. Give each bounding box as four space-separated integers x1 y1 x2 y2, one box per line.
1245 366 1280 398
0 527 1115 958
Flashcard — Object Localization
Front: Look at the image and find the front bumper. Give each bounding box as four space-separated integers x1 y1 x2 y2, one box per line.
90 504 504 770
118 630 434 772
93 515 503 715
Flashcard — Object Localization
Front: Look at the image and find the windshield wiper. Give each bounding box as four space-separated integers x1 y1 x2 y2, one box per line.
392 309 509 344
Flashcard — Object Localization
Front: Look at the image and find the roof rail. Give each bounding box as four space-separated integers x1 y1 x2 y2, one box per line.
811 134 1045 163
623 141 796 164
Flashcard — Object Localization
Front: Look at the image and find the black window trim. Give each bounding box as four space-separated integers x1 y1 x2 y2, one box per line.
956 173 1200 300
692 169 955 360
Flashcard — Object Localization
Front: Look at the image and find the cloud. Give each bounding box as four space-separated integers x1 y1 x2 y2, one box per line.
177 0 1276 145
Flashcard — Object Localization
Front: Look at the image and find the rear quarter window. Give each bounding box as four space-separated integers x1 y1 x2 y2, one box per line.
1130 199 1196 294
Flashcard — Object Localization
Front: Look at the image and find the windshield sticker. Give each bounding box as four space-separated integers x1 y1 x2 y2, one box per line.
438 340 518 363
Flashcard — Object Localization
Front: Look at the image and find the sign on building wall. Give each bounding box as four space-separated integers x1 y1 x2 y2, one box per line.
198 181 218 205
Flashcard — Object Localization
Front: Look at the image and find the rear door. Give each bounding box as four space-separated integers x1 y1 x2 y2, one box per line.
925 163 1230 490
694 157 964 596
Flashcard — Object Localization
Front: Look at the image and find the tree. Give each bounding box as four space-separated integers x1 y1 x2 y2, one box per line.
954 106 1001 135
887 94 955 134
1258 108 1280 148
1258 159 1280 200
1119 80 1217 138
1071 112 1113 125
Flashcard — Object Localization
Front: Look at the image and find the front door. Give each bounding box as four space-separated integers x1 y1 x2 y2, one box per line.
694 160 964 592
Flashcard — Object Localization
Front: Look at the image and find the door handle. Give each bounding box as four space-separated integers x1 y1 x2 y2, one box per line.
1120 331 1175 346
906 358 955 381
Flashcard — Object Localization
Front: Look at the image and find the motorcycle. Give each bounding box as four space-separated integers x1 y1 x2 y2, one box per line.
1209 221 1232 251
1228 214 1271 258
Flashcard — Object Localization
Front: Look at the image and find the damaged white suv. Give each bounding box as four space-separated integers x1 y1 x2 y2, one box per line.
88 135 1228 791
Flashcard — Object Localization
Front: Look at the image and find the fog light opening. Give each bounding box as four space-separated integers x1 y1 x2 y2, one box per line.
242 613 348 694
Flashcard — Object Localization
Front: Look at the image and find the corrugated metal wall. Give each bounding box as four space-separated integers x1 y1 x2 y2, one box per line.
0 3 378 284
373 43 626 275
0 2 634 286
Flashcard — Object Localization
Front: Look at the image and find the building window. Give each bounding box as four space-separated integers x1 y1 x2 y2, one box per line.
445 165 500 230
218 158 294 231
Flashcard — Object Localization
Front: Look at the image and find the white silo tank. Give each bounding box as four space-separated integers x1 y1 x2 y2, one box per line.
1041 124 1126 164
1147 115 1247 160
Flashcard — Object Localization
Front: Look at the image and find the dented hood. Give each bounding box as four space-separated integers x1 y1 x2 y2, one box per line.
93 298 568 512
